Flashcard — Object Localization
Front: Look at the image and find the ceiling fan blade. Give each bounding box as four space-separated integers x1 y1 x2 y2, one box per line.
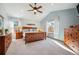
34 12 36 15
27 10 33 11
34 3 37 7
37 10 42 13
29 4 33 8
37 6 42 9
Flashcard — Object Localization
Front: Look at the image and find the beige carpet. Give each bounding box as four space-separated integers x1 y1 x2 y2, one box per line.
6 38 74 55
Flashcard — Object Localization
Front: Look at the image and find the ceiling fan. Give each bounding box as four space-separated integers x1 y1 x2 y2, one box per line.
28 3 43 15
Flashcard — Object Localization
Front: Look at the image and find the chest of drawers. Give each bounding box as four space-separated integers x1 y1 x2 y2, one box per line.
0 33 12 55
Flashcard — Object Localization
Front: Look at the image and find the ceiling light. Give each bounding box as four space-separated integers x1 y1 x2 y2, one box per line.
34 10 37 12
28 3 43 15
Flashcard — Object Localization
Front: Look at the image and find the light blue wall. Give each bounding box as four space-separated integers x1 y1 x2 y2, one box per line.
40 8 79 41
0 9 10 29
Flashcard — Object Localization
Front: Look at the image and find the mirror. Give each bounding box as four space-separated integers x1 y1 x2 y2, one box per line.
0 15 4 35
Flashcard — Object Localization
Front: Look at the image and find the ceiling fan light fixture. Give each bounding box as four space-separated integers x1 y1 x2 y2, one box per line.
34 10 37 12
28 3 43 15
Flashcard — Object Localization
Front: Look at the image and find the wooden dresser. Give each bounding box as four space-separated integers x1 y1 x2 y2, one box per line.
64 25 79 54
16 32 23 39
0 33 12 55
25 32 46 43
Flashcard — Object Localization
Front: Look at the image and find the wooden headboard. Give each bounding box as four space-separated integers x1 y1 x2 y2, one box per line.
22 26 37 29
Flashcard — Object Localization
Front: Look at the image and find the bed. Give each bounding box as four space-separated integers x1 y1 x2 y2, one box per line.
25 32 46 43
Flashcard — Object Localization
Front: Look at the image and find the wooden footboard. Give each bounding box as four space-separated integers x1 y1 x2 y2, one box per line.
25 32 46 43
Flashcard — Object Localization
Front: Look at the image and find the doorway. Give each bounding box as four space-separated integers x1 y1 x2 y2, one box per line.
9 21 16 41
46 17 59 39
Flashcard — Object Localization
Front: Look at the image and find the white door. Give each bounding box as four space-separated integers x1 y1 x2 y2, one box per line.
53 19 59 39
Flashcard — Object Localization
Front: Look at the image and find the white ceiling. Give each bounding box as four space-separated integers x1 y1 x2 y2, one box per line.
0 3 78 22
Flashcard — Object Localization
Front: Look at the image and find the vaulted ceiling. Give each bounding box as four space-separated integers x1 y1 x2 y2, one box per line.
0 3 78 22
